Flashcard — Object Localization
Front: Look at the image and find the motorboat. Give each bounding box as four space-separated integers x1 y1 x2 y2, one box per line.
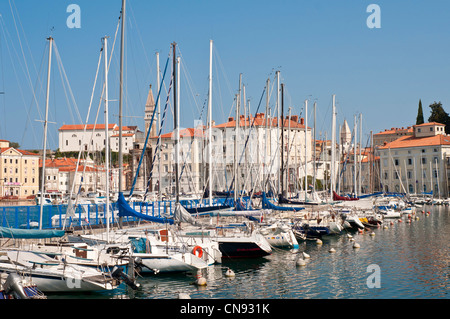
0 249 119 292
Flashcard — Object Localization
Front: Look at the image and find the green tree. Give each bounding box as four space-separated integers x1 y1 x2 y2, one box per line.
428 101 450 134
416 99 424 125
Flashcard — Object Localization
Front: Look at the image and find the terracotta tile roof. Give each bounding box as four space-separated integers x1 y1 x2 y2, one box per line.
378 134 450 149
213 114 307 129
58 165 99 172
1 147 38 156
374 127 413 136
59 124 117 131
153 128 205 139
111 133 135 137
413 122 445 127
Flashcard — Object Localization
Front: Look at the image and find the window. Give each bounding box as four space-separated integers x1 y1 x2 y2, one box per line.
407 158 412 165
430 127 433 131
394 172 399 179
407 171 412 179
418 128 421 133
422 157 426 164
66 140 68 146
394 159 399 166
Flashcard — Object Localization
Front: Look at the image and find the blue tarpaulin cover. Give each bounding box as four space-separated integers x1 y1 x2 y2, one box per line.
0 227 65 239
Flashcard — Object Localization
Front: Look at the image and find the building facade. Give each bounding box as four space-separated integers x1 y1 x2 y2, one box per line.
0 141 40 199
378 122 450 197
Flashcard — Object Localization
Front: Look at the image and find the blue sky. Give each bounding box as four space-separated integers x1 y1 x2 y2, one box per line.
0 0 449 150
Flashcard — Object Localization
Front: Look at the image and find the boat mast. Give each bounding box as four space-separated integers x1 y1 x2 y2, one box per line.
39 36 53 230
276 71 280 194
103 36 110 243
172 42 179 204
304 99 308 202
313 101 317 196
330 94 336 200
208 39 213 205
353 114 357 197
265 77 269 190
280 83 284 197
156 52 162 202
118 0 125 228
359 113 362 195
234 74 242 203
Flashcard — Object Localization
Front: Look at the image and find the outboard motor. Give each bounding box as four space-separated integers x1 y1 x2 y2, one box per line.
3 273 29 299
111 266 141 290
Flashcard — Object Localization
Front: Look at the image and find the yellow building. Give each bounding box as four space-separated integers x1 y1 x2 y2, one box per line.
0 140 40 199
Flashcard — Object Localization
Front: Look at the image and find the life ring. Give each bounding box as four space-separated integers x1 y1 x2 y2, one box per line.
192 246 203 258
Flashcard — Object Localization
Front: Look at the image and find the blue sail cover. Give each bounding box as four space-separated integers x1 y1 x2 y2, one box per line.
0 227 65 239
261 192 305 211
117 192 174 225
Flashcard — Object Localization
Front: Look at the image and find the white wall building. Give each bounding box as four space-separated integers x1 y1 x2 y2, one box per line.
58 124 139 154
378 122 450 197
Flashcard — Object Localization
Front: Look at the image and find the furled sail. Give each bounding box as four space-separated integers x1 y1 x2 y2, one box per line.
117 192 174 224
261 192 305 211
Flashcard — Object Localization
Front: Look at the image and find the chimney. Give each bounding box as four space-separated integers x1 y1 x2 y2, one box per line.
300 117 304 125
228 117 234 122
291 115 298 122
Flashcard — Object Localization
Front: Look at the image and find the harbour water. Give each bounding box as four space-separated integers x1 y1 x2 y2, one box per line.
45 204 449 300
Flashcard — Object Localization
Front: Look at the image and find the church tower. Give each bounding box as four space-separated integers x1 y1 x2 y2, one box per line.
340 119 352 153
144 84 157 137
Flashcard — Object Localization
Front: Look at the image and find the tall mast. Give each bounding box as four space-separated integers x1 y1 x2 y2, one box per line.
280 83 284 196
172 42 179 204
177 56 181 197
208 39 213 205
287 106 291 195
156 52 162 202
304 99 308 202
330 94 336 199
313 101 317 195
276 71 280 194
235 74 242 202
39 36 53 230
103 36 110 243
353 114 357 197
118 0 125 227
359 113 362 195
265 77 269 189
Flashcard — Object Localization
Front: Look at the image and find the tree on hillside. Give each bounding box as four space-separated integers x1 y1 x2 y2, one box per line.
428 101 450 134
416 99 424 125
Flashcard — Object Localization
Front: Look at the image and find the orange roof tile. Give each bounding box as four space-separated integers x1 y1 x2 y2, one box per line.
213 116 307 129
59 124 117 131
379 135 450 149
153 128 205 139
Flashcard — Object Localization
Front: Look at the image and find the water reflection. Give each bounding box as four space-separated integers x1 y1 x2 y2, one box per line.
44 205 449 299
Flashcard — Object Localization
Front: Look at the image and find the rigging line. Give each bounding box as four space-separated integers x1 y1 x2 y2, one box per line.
0 15 43 147
142 75 173 202
64 48 104 226
8 0 44 121
177 47 202 116
66 24 119 222
225 84 267 202
129 54 171 198
52 41 83 124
